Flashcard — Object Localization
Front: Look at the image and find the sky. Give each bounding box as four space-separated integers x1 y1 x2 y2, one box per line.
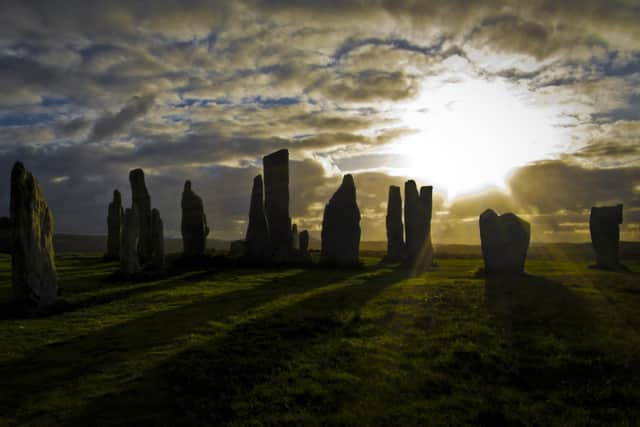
0 0 639 243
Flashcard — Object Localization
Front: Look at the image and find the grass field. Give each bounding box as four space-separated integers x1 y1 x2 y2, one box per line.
1 252 639 426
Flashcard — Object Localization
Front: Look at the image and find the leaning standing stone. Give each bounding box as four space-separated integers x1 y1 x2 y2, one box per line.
181 180 209 257
245 174 272 263
321 174 361 267
10 162 57 307
479 209 530 275
590 204 623 269
106 189 123 260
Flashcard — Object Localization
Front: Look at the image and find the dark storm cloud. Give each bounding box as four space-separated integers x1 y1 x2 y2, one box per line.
88 94 156 142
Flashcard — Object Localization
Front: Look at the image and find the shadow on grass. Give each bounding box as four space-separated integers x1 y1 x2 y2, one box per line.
0 266 385 424
62 267 408 426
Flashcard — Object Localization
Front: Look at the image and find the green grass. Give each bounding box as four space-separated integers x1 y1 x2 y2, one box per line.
0 253 639 426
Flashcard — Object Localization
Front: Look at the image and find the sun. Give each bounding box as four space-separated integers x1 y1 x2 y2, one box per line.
393 76 570 199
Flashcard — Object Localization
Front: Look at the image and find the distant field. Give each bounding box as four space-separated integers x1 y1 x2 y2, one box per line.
0 252 639 426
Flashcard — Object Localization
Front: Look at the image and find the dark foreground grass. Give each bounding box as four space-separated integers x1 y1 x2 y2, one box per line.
0 253 639 426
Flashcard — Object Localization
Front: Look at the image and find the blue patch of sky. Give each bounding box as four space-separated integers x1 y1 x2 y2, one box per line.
41 96 73 107
241 96 301 108
330 36 446 66
0 113 54 127
175 97 231 108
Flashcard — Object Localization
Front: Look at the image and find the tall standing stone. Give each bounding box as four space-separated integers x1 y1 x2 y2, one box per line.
150 208 164 269
106 189 123 260
263 149 292 262
404 180 434 274
120 207 140 276
321 175 361 266
479 209 530 276
245 174 272 263
299 230 310 254
10 162 57 307
129 169 152 265
0 217 11 253
181 180 209 257
386 185 405 261
590 204 623 269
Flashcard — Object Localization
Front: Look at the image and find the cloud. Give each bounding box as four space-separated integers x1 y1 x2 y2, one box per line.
88 94 155 142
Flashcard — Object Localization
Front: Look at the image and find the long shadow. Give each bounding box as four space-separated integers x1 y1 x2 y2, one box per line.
0 266 369 423
62 266 408 426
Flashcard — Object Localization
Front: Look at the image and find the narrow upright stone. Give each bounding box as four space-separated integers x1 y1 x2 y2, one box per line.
0 217 10 253
10 162 57 307
321 175 361 266
385 185 405 261
106 189 123 260
150 208 164 269
291 224 299 250
299 230 310 254
181 180 209 257
404 180 434 274
479 209 530 276
129 169 152 264
590 204 623 269
245 174 272 263
120 207 140 276
263 149 292 262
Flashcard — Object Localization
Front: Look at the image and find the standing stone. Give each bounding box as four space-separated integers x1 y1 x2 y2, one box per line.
0 217 11 253
245 175 272 263
321 175 361 266
120 207 140 276
150 208 164 269
404 181 434 274
129 169 152 265
106 189 123 260
181 180 209 257
299 230 310 254
291 224 299 250
10 162 57 307
386 185 405 261
590 204 623 269
263 149 292 262
479 209 530 276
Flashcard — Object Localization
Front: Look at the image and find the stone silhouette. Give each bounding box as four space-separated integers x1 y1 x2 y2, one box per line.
263 149 292 262
590 204 623 269
10 162 57 307
120 208 140 276
0 217 10 253
181 180 209 257
229 240 247 259
479 209 530 275
106 189 123 260
385 185 405 261
245 174 272 263
404 181 434 274
150 208 164 269
291 223 299 250
321 174 361 266
129 169 152 265
299 230 310 254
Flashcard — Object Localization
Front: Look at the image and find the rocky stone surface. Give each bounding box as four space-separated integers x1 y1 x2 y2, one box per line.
181 180 209 257
129 169 152 264
263 149 292 262
0 217 10 254
150 208 164 269
120 207 140 276
385 185 405 261
229 239 247 259
245 174 271 263
106 189 123 260
321 175 361 266
590 204 623 269
10 162 57 307
479 209 530 275
403 181 434 274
